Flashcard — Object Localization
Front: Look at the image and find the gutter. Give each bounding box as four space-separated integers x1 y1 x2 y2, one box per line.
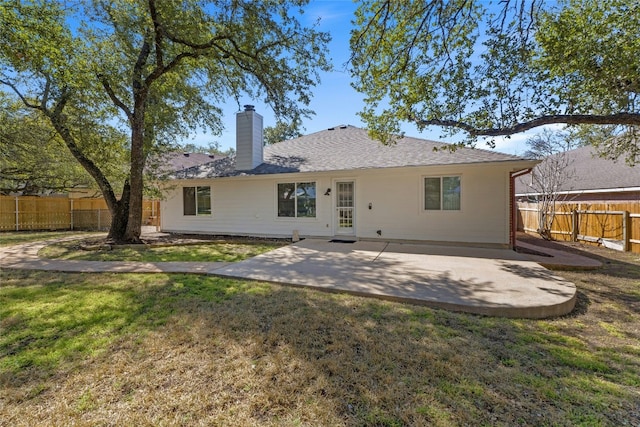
516 186 640 198
510 168 533 250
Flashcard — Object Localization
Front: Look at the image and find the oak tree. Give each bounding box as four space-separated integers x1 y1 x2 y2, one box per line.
1 0 330 242
350 0 640 163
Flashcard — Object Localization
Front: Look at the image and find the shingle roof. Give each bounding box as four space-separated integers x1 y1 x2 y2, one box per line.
515 145 640 195
149 152 222 174
172 125 531 179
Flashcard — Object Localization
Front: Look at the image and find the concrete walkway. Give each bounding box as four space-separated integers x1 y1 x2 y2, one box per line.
516 240 602 270
0 236 232 274
0 235 582 319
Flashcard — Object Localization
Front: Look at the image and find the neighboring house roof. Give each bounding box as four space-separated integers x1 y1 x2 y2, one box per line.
147 152 223 175
515 146 640 196
172 125 531 179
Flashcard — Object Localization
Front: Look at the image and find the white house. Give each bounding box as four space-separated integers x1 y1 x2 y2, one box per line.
160 106 537 248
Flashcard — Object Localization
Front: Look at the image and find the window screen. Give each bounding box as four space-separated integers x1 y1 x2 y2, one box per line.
424 177 460 211
278 182 316 218
183 186 211 215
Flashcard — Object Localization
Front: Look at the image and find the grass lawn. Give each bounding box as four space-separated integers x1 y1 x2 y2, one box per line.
39 239 288 262
1 240 639 425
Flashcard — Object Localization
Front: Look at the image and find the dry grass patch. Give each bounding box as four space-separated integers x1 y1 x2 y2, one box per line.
1 241 639 426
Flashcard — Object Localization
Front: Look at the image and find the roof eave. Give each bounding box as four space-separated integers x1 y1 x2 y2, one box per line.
516 186 640 197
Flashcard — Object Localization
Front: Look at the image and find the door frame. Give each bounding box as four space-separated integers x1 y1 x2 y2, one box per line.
333 179 356 236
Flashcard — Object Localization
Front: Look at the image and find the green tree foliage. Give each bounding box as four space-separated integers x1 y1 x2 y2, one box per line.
0 96 92 195
350 0 640 163
264 119 303 145
0 0 330 242
178 141 234 156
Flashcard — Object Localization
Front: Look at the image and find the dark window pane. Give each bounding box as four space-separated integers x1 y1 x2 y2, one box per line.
424 178 441 210
278 183 295 217
442 177 460 210
296 182 316 217
183 187 196 215
197 186 211 215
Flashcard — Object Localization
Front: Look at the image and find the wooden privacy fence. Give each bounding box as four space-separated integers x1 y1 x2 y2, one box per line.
0 196 160 232
517 201 640 253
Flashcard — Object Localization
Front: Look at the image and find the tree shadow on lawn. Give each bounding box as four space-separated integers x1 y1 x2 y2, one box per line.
1 269 638 426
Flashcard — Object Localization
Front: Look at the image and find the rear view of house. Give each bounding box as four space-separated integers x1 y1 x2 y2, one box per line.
161 107 537 248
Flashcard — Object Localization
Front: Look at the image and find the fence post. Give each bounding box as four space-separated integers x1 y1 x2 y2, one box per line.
14 196 19 231
70 199 74 230
98 209 101 230
623 211 630 252
571 210 578 242
152 200 159 231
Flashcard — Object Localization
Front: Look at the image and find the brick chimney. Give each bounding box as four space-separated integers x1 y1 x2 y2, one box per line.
235 105 263 170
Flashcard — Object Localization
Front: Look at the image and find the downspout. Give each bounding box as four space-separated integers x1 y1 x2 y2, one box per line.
510 168 533 250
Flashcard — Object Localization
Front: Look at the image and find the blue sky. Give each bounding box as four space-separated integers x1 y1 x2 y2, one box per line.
193 0 540 156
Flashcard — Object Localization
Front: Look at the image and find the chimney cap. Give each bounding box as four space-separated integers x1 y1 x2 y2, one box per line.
243 104 255 112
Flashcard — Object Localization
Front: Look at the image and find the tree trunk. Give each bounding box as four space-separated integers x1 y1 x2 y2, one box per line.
122 104 146 243
123 161 143 243
106 181 130 243
48 107 135 242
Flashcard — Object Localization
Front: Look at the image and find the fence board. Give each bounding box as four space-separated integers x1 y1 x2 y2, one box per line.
517 201 640 253
0 196 160 232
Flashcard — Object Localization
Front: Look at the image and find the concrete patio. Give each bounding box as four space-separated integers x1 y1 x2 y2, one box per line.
214 239 578 319
0 235 585 319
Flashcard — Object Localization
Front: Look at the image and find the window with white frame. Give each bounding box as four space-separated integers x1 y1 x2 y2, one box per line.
183 186 211 215
277 182 316 218
424 176 461 210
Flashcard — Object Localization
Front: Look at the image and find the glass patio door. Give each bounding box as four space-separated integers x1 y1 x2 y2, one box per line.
335 181 355 235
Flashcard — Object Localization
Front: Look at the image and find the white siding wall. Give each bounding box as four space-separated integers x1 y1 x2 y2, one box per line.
354 165 509 244
162 176 334 238
161 164 513 246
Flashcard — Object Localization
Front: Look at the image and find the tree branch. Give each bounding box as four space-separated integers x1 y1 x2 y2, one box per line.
100 75 133 121
51 88 70 118
161 28 231 51
133 34 152 93
146 51 198 85
148 0 164 69
42 74 51 109
413 113 640 137
44 91 120 211
0 78 42 110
